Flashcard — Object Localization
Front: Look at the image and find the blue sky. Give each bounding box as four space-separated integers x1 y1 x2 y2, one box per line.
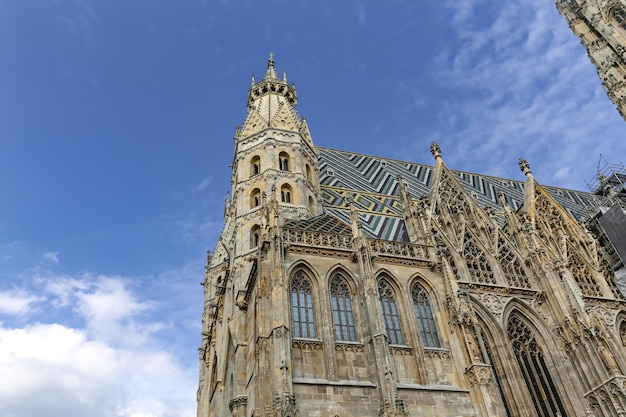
1 1 625 416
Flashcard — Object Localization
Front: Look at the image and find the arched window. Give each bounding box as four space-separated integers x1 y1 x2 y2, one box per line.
280 184 293 203
250 225 260 249
250 188 261 208
291 270 315 338
507 316 567 417
620 321 626 347
306 164 312 182
330 273 356 341
379 278 404 345
308 196 314 212
475 325 512 417
250 155 261 177
411 283 440 348
279 152 290 171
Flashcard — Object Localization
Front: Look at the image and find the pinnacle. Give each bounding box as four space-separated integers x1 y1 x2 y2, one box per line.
264 52 278 80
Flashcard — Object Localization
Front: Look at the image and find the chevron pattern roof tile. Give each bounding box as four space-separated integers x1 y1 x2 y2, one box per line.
317 147 595 241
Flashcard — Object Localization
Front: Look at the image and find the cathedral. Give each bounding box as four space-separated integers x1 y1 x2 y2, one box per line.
196 4 626 415
557 0 626 121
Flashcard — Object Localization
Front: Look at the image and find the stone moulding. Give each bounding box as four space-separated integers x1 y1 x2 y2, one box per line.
335 342 365 352
390 345 414 356
283 228 352 250
228 396 248 412
423 348 451 359
458 281 538 297
292 339 324 351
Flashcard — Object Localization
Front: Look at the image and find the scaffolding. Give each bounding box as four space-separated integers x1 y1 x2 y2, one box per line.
584 155 626 275
586 154 626 209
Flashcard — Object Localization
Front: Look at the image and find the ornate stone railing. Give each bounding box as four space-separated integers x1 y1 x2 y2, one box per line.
368 239 430 260
282 229 352 250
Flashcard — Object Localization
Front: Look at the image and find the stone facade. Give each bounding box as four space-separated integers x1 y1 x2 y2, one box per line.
555 0 626 121
197 57 626 417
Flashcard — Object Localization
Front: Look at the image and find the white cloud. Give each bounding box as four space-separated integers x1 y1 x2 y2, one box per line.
43 251 60 264
194 178 212 192
0 289 41 315
394 0 626 190
0 323 196 417
0 273 197 417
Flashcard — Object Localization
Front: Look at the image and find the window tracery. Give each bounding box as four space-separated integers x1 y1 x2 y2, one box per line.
438 173 472 218
498 240 531 288
464 234 496 284
378 278 404 345
570 256 603 297
330 273 356 342
291 270 315 338
411 283 440 348
507 316 567 417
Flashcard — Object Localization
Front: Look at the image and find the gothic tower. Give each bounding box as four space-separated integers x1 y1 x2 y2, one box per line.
555 0 626 120
198 57 626 417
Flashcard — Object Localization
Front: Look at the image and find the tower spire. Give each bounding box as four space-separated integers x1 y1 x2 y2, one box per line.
264 52 278 80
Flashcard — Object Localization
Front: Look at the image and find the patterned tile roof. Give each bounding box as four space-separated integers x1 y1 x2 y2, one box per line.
317 147 596 241
283 214 352 235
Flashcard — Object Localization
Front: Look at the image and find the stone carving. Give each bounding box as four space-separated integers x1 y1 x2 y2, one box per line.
430 141 441 158
423 349 451 359
228 396 248 412
465 364 492 386
479 293 508 318
334 342 364 353
292 340 323 351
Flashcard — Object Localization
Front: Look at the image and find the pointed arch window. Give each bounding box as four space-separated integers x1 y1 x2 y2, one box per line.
620 321 626 347
411 283 440 348
379 278 404 345
507 316 567 417
475 325 512 417
291 270 315 338
330 273 356 341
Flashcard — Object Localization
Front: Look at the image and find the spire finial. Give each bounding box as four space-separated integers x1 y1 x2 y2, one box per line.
518 158 532 178
430 141 442 163
264 52 278 79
